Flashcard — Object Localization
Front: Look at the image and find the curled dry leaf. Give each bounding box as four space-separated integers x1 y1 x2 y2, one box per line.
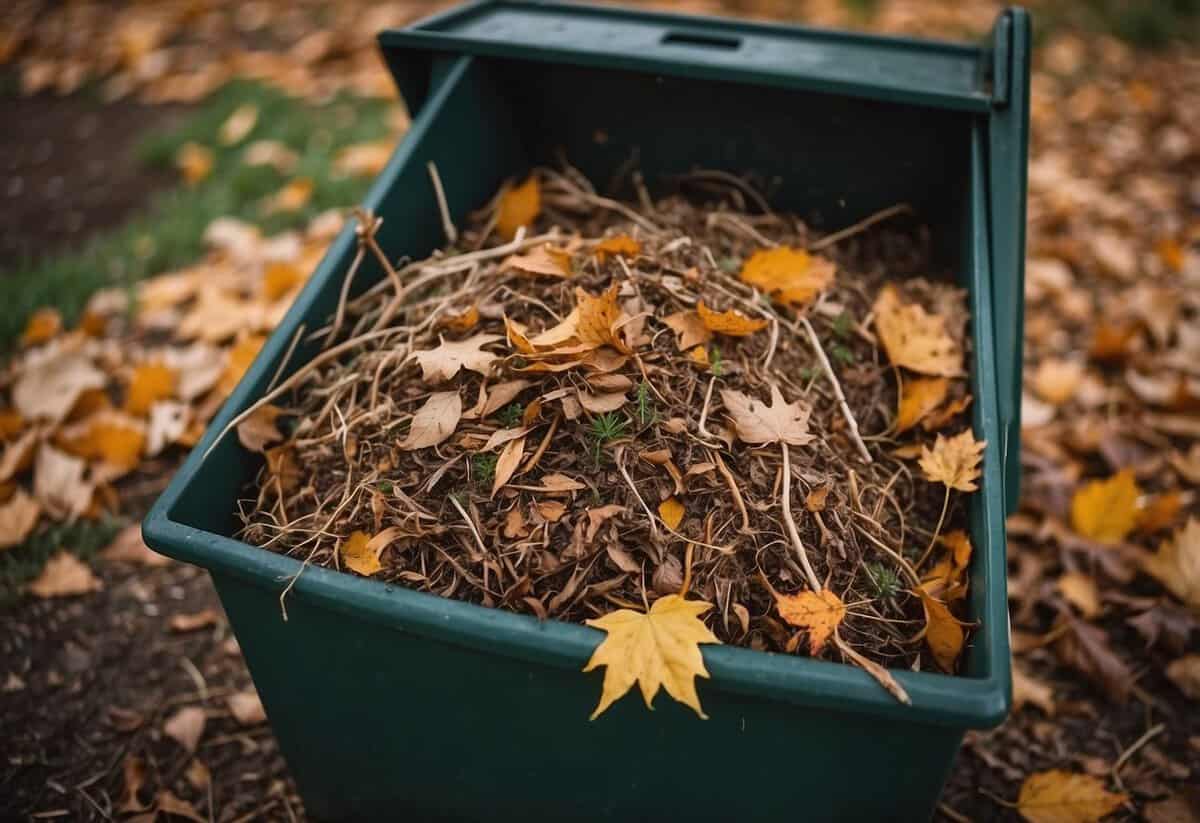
1070 470 1140 545
663 310 711 351
34 444 93 521
407 333 502 384
27 551 101 597
101 524 169 567
774 588 846 654
13 348 106 423
658 497 684 530
583 594 719 719
873 283 963 377
399 391 462 451
919 429 985 492
896 377 949 433
720 385 814 447
163 706 206 754
1016 770 1127 823
1012 663 1057 715
496 176 540 241
0 490 40 550
585 504 625 543
340 531 381 576
154 789 208 823
440 305 480 334
695 301 767 336
236 405 285 453
918 590 965 672
1057 572 1103 618
529 284 628 353
1142 518 1200 610
576 389 627 414
501 244 573 279
593 234 641 263
227 689 267 726
739 246 835 307
492 436 526 498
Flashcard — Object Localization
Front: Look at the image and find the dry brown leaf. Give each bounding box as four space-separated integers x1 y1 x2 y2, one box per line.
261 261 305 302
663 310 712 351
340 531 381 576
124 362 177 417
577 389 627 414
1013 663 1057 715
1142 519 1200 610
1058 572 1102 618
27 551 102 597
219 103 258 145
919 429 985 492
585 505 625 543
492 436 526 498
501 244 573 279
146 401 191 457
503 507 528 539
918 590 965 672
163 706 206 754
922 393 972 431
408 333 502 384
0 427 40 484
1137 491 1183 534
479 379 533 419
496 177 540 241
1056 617 1133 703
873 284 963 377
66 411 147 473
530 284 627 353
169 609 221 633
100 524 169 567
0 490 40 550
533 473 586 493
1070 470 1140 545
720 385 814 447
227 689 267 726
21 307 62 347
658 497 684 530
805 486 830 512
1033 359 1085 406
536 500 567 522
33 444 93 521
695 301 767 336
739 246 835 307
243 139 298 174
774 588 845 654
180 287 263 343
440 305 480 334
399 391 462 450
13 348 106 423
583 594 719 719
154 789 207 823
184 759 210 791
896 377 950 433
1016 770 1127 823
236 405 285 453
593 234 641 263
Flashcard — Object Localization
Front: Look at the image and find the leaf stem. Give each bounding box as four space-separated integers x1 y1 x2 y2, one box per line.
916 486 950 570
780 442 822 592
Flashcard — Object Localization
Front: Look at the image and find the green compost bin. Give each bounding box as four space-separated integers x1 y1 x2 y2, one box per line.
143 3 1031 820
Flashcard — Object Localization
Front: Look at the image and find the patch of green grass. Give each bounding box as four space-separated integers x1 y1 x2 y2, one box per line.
832 311 854 339
0 518 123 607
1037 0 1200 50
862 561 902 602
635 380 657 427
830 342 856 367
0 79 399 347
588 411 629 466
473 453 499 487
709 344 725 377
495 403 524 428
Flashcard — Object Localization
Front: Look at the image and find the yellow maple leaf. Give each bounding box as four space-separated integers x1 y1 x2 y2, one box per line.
774 587 845 654
593 234 641 263
695 301 768 336
125 362 177 416
658 497 684 530
873 284 963 377
529 284 627 353
340 531 381 576
918 590 965 672
739 246 835 307
1070 470 1140 545
1016 770 1126 823
918 429 985 492
21 307 62 347
896 376 949 433
583 594 720 719
496 177 540 241
1142 518 1200 609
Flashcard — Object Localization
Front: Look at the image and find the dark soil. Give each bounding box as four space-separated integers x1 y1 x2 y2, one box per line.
0 82 185 272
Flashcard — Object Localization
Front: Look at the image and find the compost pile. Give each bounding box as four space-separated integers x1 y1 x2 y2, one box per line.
234 166 984 689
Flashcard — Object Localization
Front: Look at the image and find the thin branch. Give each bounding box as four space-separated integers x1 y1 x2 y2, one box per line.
426 161 458 246
800 316 873 464
780 442 822 592
808 203 913 252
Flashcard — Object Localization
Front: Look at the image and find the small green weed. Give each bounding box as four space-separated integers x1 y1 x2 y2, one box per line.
473 453 499 487
588 412 629 466
635 381 656 426
710 345 725 377
496 403 524 428
863 561 903 602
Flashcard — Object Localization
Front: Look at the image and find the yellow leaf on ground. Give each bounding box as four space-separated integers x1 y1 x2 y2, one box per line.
399 391 462 450
663 310 712 351
262 177 313 214
583 594 720 719
739 246 835 307
27 551 102 598
407 333 502 383
33 444 93 520
919 429 985 492
1070 470 1140 545
0 490 40 550
261 262 305 301
918 590 964 672
217 335 265 397
66 412 146 472
896 377 949 433
720 385 814 447
340 531 381 576
100 524 169 567
1016 770 1126 823
125 362 177 416
695 301 768 336
658 497 684 530
1032 358 1085 406
21 307 62 347
1142 518 1200 610
873 284 964 377
175 142 213 185
774 587 846 654
218 103 258 146
332 140 392 177
243 140 298 174
501 245 573 279
496 177 540 241
529 284 627 353
593 234 641 263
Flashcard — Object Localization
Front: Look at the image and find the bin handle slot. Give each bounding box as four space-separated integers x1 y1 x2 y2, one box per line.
660 30 742 51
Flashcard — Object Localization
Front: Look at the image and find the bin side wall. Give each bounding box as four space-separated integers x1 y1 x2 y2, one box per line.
214 570 961 823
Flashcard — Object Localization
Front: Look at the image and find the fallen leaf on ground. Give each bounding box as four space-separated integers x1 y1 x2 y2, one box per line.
0 490 40 550
1056 617 1133 703
67 411 147 472
585 504 625 543
227 689 267 725
1013 663 1057 715
218 334 265 396
1070 470 1140 545
169 609 221 633
658 497 684 530
13 348 106 423
1166 655 1200 700
873 284 963 377
262 177 313 214
1137 491 1182 533
919 429 985 491
896 377 950 433
27 551 101 597
236 405 285 453
918 590 965 672
577 389 627 414
399 391 462 450
720 385 814 446
1016 770 1126 823
125 362 177 416
501 244 573 279
593 234 640 263
440 305 480 334
739 246 835 307
1142 518 1200 609
21 307 62 346
536 500 566 521
261 262 305 301
529 284 627 352
583 594 719 719
154 789 207 823
408 334 502 383
175 142 213 185
333 139 392 177
496 177 540 241
33 444 94 520
146 401 191 456
340 530 381 576
1058 572 1103 618
243 139 298 173
184 759 210 791
492 435 526 497
0 427 39 483
695 301 767 336
1032 359 1085 406
774 587 845 654
219 103 258 145
100 524 169 567
663 310 712 350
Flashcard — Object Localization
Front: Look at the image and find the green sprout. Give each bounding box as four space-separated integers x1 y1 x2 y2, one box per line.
588 412 629 466
473 453 499 487
863 562 902 601
799 365 818 382
832 310 855 339
636 381 656 426
830 343 856 367
710 344 725 377
377 480 393 495
496 402 524 428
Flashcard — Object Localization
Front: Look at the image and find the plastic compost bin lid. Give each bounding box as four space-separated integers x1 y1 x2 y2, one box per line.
378 0 1030 513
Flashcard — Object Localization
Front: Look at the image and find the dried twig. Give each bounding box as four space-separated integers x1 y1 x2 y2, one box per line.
800 316 873 464
426 161 458 245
